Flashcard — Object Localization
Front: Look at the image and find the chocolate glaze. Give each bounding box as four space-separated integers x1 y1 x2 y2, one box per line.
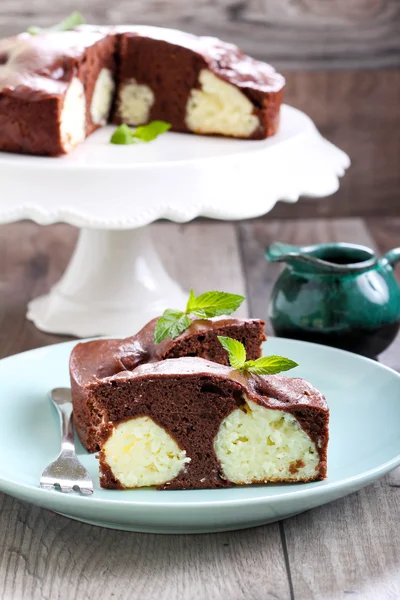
92 356 329 490
114 25 284 92
75 25 284 93
104 355 327 410
0 31 111 97
70 316 266 451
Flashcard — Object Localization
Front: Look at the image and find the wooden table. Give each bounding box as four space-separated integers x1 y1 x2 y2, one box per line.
0 216 399 600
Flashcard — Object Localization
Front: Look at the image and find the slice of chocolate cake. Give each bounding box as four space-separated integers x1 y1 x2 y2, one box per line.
70 316 266 452
114 26 285 140
0 30 117 156
90 357 328 490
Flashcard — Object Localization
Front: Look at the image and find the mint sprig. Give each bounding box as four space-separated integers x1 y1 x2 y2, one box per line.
27 11 85 35
218 336 298 375
153 310 191 345
110 121 171 145
154 289 245 344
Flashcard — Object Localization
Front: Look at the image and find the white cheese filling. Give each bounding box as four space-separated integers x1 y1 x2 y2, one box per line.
60 77 86 151
117 79 155 125
186 69 260 138
214 398 319 483
90 68 115 125
102 416 190 488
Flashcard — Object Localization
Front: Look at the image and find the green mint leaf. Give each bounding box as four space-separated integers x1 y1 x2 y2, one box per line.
110 124 135 145
186 288 196 312
186 291 245 318
27 11 85 35
154 309 191 344
244 356 298 375
217 336 246 370
218 336 298 375
133 120 171 142
110 121 171 145
52 11 85 31
154 289 245 345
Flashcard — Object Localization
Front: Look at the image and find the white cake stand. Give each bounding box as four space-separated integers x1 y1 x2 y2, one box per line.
0 105 349 337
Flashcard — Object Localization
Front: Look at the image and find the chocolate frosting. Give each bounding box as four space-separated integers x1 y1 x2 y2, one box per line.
0 30 110 98
70 315 265 387
113 25 285 93
104 355 328 412
0 25 284 100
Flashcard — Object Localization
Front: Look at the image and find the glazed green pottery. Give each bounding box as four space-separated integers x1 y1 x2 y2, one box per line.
266 242 400 357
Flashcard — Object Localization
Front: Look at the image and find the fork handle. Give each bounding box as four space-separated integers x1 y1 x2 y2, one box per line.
50 389 75 453
59 407 75 453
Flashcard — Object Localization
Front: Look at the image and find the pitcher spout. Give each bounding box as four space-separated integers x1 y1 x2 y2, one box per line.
265 242 321 270
265 242 378 274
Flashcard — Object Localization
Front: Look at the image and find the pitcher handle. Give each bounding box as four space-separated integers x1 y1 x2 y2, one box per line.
383 247 400 268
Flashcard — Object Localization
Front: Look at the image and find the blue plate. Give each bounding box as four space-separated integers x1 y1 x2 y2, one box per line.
0 338 399 534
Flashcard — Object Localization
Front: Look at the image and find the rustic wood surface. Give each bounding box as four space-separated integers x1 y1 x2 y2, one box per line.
271 70 400 219
0 217 399 599
1 0 399 69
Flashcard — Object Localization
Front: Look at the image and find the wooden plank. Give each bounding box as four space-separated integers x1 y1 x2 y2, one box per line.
151 222 248 317
0 222 77 359
238 216 400 599
0 221 290 600
0 497 290 600
1 0 399 69
271 70 400 219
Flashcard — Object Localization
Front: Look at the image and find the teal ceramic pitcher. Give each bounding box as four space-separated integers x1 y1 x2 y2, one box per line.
265 242 400 358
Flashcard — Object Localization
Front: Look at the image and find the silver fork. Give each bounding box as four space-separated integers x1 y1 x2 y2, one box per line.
40 388 94 495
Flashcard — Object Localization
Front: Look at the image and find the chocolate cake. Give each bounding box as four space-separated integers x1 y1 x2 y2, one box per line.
0 30 117 155
70 316 266 452
114 26 284 140
0 25 285 156
90 357 329 490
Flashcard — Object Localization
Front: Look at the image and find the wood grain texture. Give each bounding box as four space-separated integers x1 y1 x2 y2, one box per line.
151 222 248 317
0 494 290 600
0 220 289 600
1 0 399 69
0 222 77 360
238 216 400 599
270 70 400 219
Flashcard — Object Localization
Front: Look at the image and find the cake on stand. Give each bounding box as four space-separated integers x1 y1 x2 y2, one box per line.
0 105 349 337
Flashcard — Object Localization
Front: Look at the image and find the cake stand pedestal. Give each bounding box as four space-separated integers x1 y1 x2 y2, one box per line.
0 105 350 337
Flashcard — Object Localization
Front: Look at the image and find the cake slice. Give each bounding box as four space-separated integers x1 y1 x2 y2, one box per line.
90 357 328 490
114 25 285 139
70 316 266 452
0 30 116 156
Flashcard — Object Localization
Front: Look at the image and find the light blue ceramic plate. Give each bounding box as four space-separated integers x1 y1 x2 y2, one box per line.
0 338 399 534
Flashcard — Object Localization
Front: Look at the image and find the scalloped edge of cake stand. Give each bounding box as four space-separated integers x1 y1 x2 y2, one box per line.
5 105 350 337
0 105 350 230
